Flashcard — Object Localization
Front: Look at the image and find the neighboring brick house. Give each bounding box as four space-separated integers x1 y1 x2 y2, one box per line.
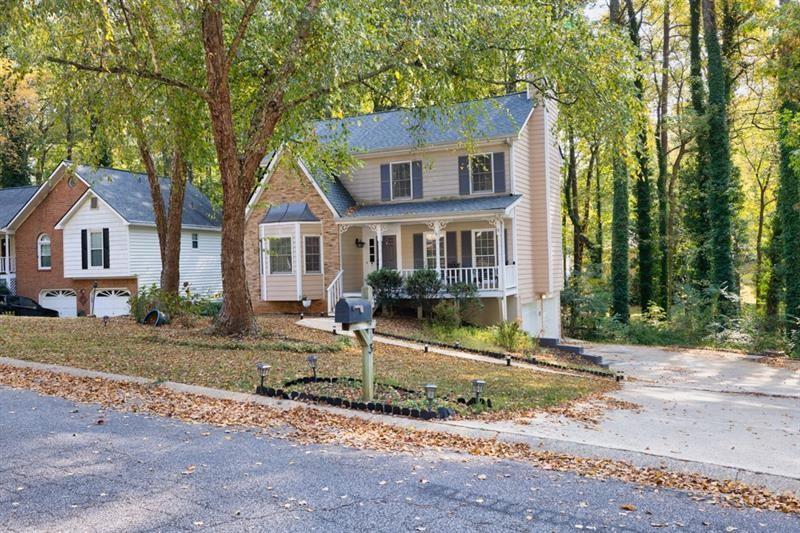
2 162 222 317
246 90 564 341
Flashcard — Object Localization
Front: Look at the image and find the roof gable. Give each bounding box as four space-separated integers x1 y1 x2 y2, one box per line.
75 165 220 229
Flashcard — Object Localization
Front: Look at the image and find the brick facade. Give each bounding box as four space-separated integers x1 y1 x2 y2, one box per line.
245 161 341 315
14 174 137 316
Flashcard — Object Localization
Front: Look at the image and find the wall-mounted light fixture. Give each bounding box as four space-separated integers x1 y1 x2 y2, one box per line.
355 238 366 249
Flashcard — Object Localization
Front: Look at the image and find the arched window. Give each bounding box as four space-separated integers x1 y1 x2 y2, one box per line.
38 234 51 270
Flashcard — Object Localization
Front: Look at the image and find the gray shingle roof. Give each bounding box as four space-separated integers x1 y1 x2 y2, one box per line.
76 165 220 229
343 194 521 219
317 92 534 154
261 202 320 224
0 186 37 229
304 164 356 216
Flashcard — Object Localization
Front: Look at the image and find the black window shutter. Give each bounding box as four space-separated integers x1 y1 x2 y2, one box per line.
380 164 391 201
413 233 424 269
493 152 506 193
412 160 423 199
460 231 472 267
458 156 470 195
446 231 457 268
102 228 110 269
81 229 88 270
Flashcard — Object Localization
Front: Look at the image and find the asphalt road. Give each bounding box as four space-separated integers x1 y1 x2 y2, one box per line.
1 386 798 532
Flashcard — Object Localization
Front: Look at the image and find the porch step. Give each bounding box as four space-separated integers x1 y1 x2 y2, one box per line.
538 338 608 368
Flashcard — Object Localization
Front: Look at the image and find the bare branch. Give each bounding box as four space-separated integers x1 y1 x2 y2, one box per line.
226 0 261 72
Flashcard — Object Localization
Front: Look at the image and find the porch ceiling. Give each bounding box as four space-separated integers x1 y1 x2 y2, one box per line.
339 194 521 223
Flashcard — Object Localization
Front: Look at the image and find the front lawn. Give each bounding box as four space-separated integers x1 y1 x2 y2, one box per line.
0 315 615 418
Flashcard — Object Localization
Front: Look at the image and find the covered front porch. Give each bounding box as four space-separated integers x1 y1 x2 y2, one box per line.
329 213 518 321
0 233 16 294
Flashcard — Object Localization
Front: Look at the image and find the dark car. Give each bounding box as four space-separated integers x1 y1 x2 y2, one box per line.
0 295 59 317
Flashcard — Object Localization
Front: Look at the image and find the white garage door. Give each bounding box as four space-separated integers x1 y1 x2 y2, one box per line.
93 289 131 317
39 290 77 318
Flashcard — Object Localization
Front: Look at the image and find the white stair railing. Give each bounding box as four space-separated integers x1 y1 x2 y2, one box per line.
326 270 344 315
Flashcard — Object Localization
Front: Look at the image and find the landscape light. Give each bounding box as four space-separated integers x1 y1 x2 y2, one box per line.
256 362 271 391
471 379 486 400
424 383 437 411
505 355 511 366
424 344 429 353
300 297 311 319
307 355 318 380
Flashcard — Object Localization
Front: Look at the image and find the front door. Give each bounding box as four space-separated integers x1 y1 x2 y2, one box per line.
381 235 397 270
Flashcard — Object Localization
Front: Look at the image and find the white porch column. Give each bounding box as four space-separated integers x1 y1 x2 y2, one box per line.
490 215 507 322
367 224 385 270
426 220 447 274
295 223 303 300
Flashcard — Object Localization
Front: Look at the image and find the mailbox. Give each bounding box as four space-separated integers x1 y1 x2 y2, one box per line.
334 297 372 330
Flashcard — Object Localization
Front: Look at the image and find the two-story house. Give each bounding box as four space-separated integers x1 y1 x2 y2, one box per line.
245 90 564 341
1 162 222 317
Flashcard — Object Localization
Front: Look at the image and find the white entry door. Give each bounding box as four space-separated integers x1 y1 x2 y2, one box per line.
92 289 131 317
39 289 77 317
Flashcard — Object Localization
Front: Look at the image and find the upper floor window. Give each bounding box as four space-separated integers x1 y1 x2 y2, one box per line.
191 233 199 249
391 162 412 200
304 236 322 274
38 234 51 270
90 231 104 267
90 197 99 209
470 154 494 194
268 237 292 274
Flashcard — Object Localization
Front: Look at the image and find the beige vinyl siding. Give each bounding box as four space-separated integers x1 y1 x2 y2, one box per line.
263 225 297 301
527 106 553 295
512 116 534 305
342 143 510 203
545 98 564 291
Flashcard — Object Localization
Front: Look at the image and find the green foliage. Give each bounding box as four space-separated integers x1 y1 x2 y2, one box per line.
611 153 630 322
0 280 9 296
432 300 460 331
366 268 403 316
129 284 219 323
404 269 442 319
494 321 527 352
447 281 482 324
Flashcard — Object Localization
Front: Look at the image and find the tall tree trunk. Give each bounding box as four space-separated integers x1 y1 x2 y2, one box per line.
609 0 630 322
655 0 671 311
593 150 603 269
702 0 737 316
626 0 655 312
755 183 766 307
688 0 711 286
567 135 583 273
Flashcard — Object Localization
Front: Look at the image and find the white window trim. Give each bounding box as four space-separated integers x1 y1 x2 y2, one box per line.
469 153 495 195
303 235 323 274
422 232 446 270
266 235 294 276
88 229 105 269
471 229 497 268
191 233 199 249
390 161 413 201
37 234 51 271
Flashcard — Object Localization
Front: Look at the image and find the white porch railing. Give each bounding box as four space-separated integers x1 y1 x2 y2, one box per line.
326 270 344 315
399 266 516 292
0 256 15 274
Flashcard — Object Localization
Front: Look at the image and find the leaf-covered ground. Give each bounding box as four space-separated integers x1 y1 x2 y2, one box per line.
0 315 614 418
1 363 797 515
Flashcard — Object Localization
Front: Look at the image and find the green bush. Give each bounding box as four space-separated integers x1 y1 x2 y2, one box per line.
129 284 219 323
366 268 404 316
0 280 9 296
494 320 527 351
447 281 482 324
404 269 442 319
432 300 460 331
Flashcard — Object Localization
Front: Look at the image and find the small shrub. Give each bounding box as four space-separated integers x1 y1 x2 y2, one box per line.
129 285 218 323
404 269 443 319
366 268 404 316
0 280 9 296
432 300 460 331
494 320 526 351
448 281 482 324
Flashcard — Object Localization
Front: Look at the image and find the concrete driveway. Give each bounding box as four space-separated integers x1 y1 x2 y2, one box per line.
451 343 800 489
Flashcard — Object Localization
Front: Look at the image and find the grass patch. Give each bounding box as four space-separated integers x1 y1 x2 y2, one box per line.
0 315 614 418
